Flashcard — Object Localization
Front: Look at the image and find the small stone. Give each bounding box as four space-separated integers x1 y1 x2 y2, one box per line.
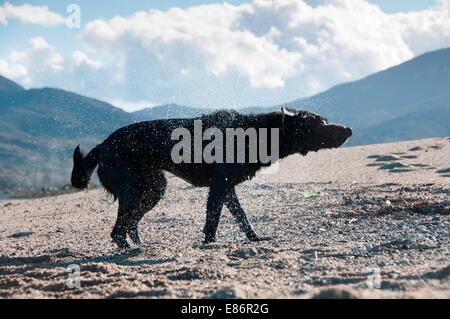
8 232 34 238
375 155 401 162
312 287 360 299
207 285 248 299
399 258 410 265
378 162 410 170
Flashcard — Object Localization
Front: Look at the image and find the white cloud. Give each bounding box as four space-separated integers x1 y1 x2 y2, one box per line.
391 0 450 54
2 0 450 110
8 36 65 85
0 58 27 80
79 0 450 108
1 37 105 92
72 51 103 70
84 3 301 90
0 2 65 26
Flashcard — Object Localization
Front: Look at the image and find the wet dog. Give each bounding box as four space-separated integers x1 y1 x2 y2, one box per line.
71 107 352 248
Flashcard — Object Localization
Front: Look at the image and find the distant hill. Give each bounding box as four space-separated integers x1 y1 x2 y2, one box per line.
287 48 450 144
133 104 207 121
352 108 450 145
0 87 133 188
0 47 449 189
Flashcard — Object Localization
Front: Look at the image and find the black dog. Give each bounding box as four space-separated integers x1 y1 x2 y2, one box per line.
71 107 352 248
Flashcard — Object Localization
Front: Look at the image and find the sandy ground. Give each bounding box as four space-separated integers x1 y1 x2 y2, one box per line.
0 137 449 298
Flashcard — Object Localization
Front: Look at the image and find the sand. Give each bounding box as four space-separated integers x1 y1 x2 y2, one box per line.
0 137 449 298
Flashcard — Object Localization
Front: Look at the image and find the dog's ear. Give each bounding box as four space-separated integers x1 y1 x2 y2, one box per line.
281 107 297 134
281 107 296 117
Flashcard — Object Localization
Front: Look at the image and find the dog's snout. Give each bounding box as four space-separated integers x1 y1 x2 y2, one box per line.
344 126 352 137
332 125 352 147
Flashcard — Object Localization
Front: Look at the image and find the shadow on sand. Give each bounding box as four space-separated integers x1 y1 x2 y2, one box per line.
0 248 177 270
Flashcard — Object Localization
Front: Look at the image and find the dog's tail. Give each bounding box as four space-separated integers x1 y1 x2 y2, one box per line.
71 144 100 189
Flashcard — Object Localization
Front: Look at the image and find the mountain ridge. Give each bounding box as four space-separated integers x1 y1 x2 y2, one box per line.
1 47 449 188
0 74 24 93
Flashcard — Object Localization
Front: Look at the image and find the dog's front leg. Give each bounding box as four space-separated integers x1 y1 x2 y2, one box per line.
225 187 259 241
203 176 227 244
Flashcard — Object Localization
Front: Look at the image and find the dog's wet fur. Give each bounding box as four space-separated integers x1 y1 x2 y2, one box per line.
71 108 352 248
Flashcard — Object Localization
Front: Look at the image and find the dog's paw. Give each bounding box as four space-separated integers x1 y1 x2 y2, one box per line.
112 237 131 249
127 228 141 246
203 236 216 245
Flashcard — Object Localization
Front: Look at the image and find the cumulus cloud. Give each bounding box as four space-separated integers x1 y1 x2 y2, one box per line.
72 51 103 70
1 37 104 91
0 2 65 26
2 0 450 110
79 0 450 108
84 3 302 91
5 36 65 86
0 58 27 79
391 0 450 54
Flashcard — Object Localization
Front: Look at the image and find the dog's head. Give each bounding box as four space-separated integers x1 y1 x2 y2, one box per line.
281 107 352 155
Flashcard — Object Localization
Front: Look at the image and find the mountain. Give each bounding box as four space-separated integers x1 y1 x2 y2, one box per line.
0 86 133 188
287 47 450 144
133 104 206 121
0 47 449 190
351 108 450 145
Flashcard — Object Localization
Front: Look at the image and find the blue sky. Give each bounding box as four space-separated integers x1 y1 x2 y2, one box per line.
369 0 437 12
0 0 448 111
5 0 439 13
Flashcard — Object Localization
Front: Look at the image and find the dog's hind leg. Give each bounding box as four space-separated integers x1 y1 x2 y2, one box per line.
112 187 143 249
97 161 155 249
203 176 228 244
126 171 167 246
224 187 260 241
